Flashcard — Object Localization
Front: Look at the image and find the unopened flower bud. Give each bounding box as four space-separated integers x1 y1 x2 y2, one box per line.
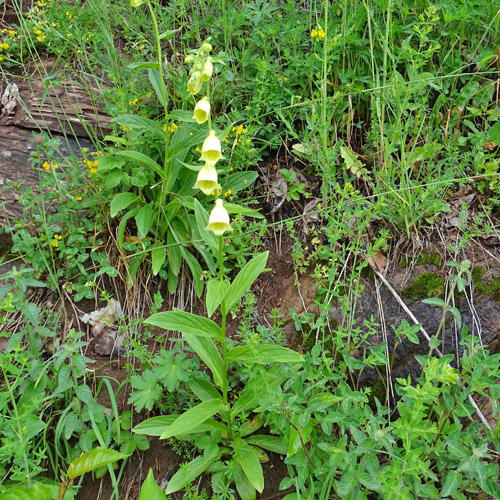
185 54 195 63
187 71 203 95
201 57 213 81
201 42 212 53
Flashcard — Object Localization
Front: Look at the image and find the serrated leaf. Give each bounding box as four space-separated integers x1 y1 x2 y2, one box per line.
206 279 230 317
442 470 462 497
138 469 167 500
128 371 162 412
422 297 445 307
0 483 53 500
146 310 223 339
160 399 224 439
67 447 129 480
21 302 38 326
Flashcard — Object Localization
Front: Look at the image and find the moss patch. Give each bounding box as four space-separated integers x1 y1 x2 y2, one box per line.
401 272 445 300
472 266 500 301
400 250 442 268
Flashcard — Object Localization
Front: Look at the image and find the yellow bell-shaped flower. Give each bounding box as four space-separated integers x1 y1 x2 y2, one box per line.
187 71 203 95
193 97 210 124
193 162 221 195
206 198 232 236
200 130 223 164
130 0 143 7
201 57 213 82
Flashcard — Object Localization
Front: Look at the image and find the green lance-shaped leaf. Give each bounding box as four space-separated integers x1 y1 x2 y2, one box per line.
226 345 304 365
67 447 129 480
112 114 167 138
160 398 224 439
246 435 287 455
233 438 264 493
151 243 166 276
225 252 269 312
116 150 166 181
184 333 224 387
206 279 230 317
165 444 219 494
138 469 167 500
145 309 223 340
441 470 462 497
133 415 178 436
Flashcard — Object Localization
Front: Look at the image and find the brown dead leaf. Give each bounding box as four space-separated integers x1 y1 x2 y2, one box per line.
367 252 388 273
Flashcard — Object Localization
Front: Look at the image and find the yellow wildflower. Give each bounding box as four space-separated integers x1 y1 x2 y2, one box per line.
50 239 59 248
167 122 178 133
75 195 82 201
310 29 318 38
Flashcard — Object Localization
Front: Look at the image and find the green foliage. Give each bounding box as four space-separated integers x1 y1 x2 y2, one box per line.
401 272 445 300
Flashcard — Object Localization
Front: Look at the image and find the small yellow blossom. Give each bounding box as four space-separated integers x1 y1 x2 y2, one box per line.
75 195 82 201
167 122 178 133
50 239 59 248
310 29 318 38
8 30 16 37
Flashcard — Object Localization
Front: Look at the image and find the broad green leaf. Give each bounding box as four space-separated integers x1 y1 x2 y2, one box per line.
112 115 166 138
233 439 264 493
188 379 222 401
246 435 287 455
110 192 140 217
146 309 223 339
183 333 224 387
151 244 166 276
160 399 224 439
206 279 230 317
170 109 196 122
96 155 126 172
67 447 129 480
442 470 462 497
225 252 269 312
224 171 259 193
116 151 166 181
138 469 167 500
226 345 303 364
0 483 53 500
165 445 219 494
133 415 177 436
234 465 257 500
135 202 154 239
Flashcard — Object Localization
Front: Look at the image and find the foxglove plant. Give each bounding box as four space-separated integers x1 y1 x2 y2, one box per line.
133 37 304 500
